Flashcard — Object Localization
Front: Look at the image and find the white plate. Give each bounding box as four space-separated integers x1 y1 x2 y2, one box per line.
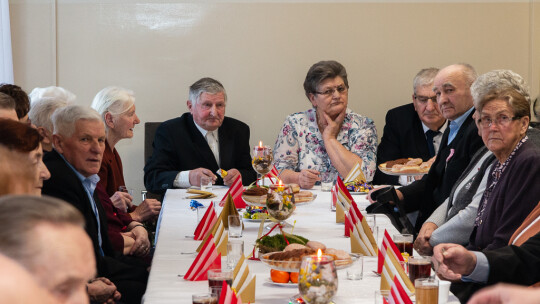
350 192 368 195
266 278 297 287
242 217 264 222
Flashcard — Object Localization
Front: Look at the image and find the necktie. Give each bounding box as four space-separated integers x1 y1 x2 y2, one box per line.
425 130 440 158
206 131 219 166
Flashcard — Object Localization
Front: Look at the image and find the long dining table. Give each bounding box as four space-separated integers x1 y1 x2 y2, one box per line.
142 186 459 304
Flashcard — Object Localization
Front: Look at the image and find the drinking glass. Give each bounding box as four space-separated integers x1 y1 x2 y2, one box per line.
227 215 243 238
200 176 212 191
252 145 273 186
298 254 338 304
375 290 391 304
346 254 363 280
320 171 336 192
226 239 244 269
415 277 439 304
393 233 413 259
408 256 431 282
207 269 233 300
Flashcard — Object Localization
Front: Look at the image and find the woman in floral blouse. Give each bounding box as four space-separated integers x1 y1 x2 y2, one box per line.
273 60 377 189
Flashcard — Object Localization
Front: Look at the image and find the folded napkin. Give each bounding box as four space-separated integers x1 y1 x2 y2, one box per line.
184 234 221 281
378 230 404 274
389 276 413 304
219 280 242 304
267 165 280 184
344 161 367 184
197 214 228 256
219 175 245 208
379 230 414 293
194 202 218 240
347 202 377 256
335 176 354 223
232 254 256 303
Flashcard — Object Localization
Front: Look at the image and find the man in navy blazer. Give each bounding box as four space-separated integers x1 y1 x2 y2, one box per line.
374 68 446 185
396 64 485 232
144 78 256 194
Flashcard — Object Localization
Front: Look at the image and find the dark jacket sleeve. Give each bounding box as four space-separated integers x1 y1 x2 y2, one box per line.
484 231 540 285
374 109 401 185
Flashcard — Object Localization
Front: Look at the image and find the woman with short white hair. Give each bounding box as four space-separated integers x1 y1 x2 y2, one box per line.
91 87 161 223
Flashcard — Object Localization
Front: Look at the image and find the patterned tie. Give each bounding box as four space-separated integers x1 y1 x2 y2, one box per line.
425 130 440 158
206 131 220 166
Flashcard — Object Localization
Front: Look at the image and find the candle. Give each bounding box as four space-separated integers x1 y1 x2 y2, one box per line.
277 179 284 192
317 249 323 262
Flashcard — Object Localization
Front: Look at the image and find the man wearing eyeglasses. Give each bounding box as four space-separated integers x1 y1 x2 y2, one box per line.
395 64 485 232
374 68 447 185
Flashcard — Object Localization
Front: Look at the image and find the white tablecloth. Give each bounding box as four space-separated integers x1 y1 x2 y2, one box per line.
143 186 458 304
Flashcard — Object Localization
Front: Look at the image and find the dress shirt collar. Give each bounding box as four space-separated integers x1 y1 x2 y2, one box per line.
448 106 475 144
57 151 100 195
193 121 218 140
421 121 447 134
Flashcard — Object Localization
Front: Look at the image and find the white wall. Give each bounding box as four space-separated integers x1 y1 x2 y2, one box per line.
9 0 539 202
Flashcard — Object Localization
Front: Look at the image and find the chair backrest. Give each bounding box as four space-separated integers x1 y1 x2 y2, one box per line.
144 122 162 164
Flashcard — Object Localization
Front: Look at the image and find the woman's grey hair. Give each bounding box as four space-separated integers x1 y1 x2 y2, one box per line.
28 86 76 105
189 78 227 106
303 60 348 100
413 68 439 93
0 195 84 270
471 70 530 115
91 87 135 123
51 105 104 137
28 99 70 133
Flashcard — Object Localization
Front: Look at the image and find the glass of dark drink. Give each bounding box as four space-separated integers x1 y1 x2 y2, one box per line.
192 293 218 304
393 234 414 257
207 269 233 300
408 256 431 282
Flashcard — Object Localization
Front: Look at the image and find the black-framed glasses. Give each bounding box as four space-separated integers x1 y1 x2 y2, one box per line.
315 85 348 97
478 114 522 128
414 94 437 103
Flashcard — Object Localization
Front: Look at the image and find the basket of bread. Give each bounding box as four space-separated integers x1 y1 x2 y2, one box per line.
378 157 435 175
242 184 316 207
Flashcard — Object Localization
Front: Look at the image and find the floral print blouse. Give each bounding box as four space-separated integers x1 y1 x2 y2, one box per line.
273 108 378 181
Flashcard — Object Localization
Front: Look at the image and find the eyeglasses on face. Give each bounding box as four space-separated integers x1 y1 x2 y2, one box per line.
315 85 348 97
478 114 522 128
414 94 438 103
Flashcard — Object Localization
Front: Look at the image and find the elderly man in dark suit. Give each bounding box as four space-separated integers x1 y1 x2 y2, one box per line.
395 64 485 232
144 77 256 194
42 105 148 304
374 68 446 185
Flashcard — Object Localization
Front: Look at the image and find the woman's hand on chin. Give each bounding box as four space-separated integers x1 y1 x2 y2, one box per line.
321 110 346 140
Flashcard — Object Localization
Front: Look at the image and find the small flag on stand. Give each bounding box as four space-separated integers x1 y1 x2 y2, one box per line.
219 175 245 208
232 254 256 303
218 280 242 304
194 202 218 240
378 230 404 274
184 235 221 281
267 165 280 183
388 276 413 304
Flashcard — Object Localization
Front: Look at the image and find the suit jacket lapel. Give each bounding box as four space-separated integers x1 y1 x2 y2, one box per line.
412 115 430 158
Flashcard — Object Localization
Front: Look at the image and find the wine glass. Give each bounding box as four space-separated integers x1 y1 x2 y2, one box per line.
298 253 338 304
265 183 296 229
252 145 273 186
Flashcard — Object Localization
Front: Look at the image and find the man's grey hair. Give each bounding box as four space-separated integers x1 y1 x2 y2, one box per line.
91 86 135 124
0 195 84 271
471 69 530 111
52 104 104 137
189 77 227 106
413 68 439 94
0 92 15 110
28 86 76 106
28 99 70 133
